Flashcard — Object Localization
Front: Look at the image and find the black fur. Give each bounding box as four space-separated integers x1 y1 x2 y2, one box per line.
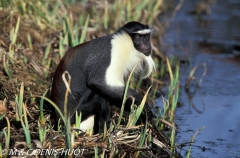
131 34 151 56
120 21 152 55
120 21 150 34
51 21 153 133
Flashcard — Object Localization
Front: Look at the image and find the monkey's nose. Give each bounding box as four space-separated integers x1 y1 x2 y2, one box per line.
142 49 151 56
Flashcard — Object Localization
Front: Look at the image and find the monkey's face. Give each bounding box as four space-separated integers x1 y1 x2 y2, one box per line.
131 34 152 56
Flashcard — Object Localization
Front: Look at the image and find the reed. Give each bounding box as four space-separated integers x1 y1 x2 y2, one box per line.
0 0 184 157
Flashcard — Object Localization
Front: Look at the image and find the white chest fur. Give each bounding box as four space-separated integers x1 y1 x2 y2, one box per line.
105 32 155 87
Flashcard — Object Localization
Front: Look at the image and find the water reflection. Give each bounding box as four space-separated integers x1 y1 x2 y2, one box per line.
161 0 240 157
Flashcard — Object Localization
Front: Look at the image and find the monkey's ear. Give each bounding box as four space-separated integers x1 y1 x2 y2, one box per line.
122 27 133 34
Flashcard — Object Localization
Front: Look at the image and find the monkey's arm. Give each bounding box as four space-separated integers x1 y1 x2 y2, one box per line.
89 75 154 117
87 66 155 116
88 80 141 106
86 68 141 106
88 73 166 140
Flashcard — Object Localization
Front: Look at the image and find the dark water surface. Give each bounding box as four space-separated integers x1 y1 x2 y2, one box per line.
162 0 240 157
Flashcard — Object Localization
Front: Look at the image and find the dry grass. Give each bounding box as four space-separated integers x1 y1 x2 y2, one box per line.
0 0 183 157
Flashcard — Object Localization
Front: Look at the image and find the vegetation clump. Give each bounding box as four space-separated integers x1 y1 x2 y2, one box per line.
0 0 182 157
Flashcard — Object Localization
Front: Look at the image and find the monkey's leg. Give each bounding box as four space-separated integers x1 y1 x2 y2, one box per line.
73 90 111 133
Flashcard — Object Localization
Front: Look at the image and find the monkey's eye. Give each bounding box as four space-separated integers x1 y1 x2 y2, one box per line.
135 35 141 39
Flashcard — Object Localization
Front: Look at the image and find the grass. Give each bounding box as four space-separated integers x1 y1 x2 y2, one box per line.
0 0 188 157
186 126 205 158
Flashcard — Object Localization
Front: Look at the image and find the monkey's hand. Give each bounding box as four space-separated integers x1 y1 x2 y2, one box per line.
143 103 156 121
143 103 172 148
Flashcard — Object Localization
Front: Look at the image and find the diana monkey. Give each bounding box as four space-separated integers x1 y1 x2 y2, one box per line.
50 21 156 133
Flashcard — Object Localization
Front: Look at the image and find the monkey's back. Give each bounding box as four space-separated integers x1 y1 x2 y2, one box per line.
51 35 113 118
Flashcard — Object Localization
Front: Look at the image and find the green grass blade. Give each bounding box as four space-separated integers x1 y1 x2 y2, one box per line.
39 88 49 122
103 2 109 30
75 111 81 137
64 15 73 47
75 111 82 129
129 86 152 126
11 16 20 45
135 123 147 157
3 117 10 155
38 96 66 126
117 59 143 126
3 55 12 79
103 121 107 140
42 43 51 65
15 82 24 121
21 103 32 148
94 146 98 158
38 121 46 144
186 127 205 158
79 14 90 44
27 34 32 49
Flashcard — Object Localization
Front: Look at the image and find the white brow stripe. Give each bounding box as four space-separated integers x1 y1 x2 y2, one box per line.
134 29 152 34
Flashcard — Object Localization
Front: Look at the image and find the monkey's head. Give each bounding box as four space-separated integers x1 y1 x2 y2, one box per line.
121 21 153 56
112 21 155 79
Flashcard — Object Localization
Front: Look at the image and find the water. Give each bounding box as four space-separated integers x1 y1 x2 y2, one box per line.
161 0 240 157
